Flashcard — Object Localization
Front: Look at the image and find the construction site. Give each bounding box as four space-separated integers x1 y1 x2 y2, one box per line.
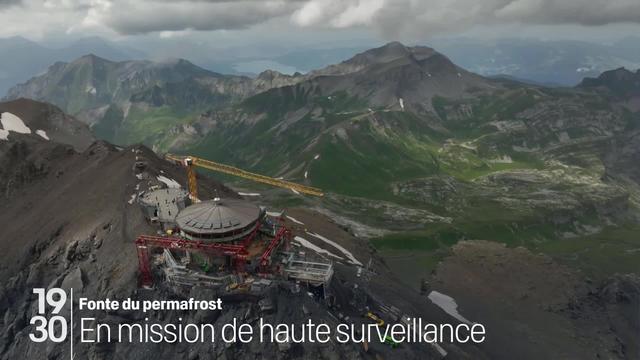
127 152 454 357
135 154 335 300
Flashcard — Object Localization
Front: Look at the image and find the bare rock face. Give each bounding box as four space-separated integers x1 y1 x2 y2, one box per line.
596 274 640 359
580 67 640 99
254 70 302 92
431 240 638 360
61 267 84 292
605 129 640 183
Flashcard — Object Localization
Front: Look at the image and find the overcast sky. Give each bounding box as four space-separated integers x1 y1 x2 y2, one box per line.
0 0 639 46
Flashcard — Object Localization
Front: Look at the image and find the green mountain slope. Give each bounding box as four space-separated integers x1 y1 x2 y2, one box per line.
3 55 266 146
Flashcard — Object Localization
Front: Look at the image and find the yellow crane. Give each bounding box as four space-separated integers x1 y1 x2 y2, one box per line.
165 154 324 199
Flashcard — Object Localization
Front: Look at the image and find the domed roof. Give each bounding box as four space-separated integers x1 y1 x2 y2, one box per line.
176 198 261 235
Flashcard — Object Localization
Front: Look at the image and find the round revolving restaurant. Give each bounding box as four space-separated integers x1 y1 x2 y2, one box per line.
175 198 263 242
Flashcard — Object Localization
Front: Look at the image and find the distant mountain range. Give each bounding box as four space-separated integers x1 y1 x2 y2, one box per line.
5 42 640 207
3 54 300 146
0 36 144 96
429 37 640 86
1 36 639 99
256 37 640 86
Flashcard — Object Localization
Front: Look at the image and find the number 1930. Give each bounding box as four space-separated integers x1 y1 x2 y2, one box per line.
29 288 68 343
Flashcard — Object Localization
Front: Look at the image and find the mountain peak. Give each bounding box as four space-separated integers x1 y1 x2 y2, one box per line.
377 41 410 53
309 41 462 82
358 42 437 62
256 69 295 80
310 41 440 78
73 53 113 65
579 67 640 98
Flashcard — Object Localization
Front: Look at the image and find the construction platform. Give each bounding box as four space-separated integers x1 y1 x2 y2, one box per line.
135 166 332 292
138 188 191 226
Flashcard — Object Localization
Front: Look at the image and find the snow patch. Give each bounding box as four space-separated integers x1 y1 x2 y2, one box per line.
488 155 513 164
127 194 137 205
399 98 405 111
0 129 8 140
157 175 181 189
313 154 320 160
1 112 31 134
512 144 540 153
306 232 362 266
86 86 97 95
286 215 305 225
238 192 261 197
266 211 284 217
304 171 308 179
36 129 49 140
291 188 301 195
293 236 343 260
428 291 472 325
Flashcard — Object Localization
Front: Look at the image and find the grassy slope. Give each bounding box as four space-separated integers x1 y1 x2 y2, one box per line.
117 106 196 146
185 85 638 280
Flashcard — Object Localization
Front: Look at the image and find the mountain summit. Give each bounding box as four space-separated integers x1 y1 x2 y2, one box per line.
309 41 439 77
3 54 269 145
579 67 640 111
4 54 235 116
276 42 500 113
580 67 640 97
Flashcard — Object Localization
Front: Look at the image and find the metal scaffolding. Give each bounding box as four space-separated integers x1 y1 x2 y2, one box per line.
284 254 334 285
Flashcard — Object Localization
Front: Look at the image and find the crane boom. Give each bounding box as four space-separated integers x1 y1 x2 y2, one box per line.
166 154 324 197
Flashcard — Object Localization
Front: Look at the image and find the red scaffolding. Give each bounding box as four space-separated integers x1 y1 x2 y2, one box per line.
135 223 258 287
135 220 290 288
259 226 291 273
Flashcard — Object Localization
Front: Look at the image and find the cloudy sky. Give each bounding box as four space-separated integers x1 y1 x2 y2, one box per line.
0 0 638 44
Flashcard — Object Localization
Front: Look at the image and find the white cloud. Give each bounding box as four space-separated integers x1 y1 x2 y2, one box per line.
291 0 640 38
291 0 325 26
292 0 385 28
94 0 298 34
0 0 639 38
